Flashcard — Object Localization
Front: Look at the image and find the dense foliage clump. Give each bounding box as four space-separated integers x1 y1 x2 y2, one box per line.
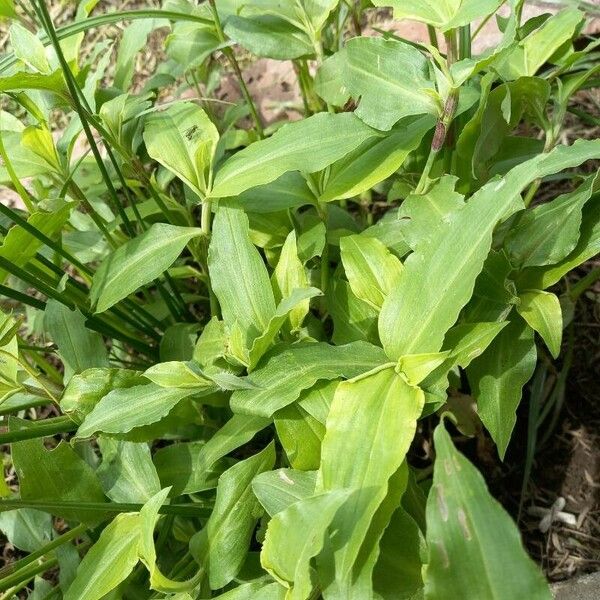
0 0 598 598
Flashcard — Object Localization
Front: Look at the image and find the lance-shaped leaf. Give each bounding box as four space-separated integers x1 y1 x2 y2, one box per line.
91 223 203 313
317 367 425 584
64 513 141 600
253 469 316 516
341 37 439 131
467 319 537 458
340 234 403 310
505 172 599 268
9 22 50 73
379 139 600 360
139 489 203 593
261 491 350 600
44 301 108 381
230 341 388 417
75 384 198 439
424 421 552 599
183 414 271 494
517 290 563 359
210 112 377 197
143 102 219 198
192 444 275 590
11 418 106 523
209 200 276 347
373 0 503 31
319 115 435 201
97 439 161 503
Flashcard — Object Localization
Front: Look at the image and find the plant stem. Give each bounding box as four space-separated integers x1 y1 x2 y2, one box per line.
427 25 439 50
0 556 58 596
207 0 264 138
459 24 471 60
0 415 77 444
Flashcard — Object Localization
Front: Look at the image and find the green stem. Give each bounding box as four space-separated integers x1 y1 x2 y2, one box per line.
570 266 600 300
427 25 439 51
0 416 77 444
207 0 264 138
0 556 58 596
459 24 471 60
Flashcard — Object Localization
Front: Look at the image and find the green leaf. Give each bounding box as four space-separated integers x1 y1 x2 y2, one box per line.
183 414 271 494
373 0 503 31
166 22 224 71
467 319 537 458
225 15 313 60
0 203 72 285
211 113 377 197
0 508 52 552
340 234 403 310
252 469 316 516
11 417 106 523
274 403 325 470
230 341 388 417
495 9 583 79
517 290 563 358
0 0 17 19
91 223 203 313
61 368 146 422
441 322 509 369
143 102 219 198
272 231 310 332
143 361 213 389
64 513 141 600
314 52 350 108
97 439 161 503
261 491 350 600
424 421 551 599
505 172 599 268
44 300 108 381
75 384 198 439
209 200 276 348
9 22 50 73
317 367 424 586
341 37 439 131
319 115 435 202
379 139 600 360
192 444 275 590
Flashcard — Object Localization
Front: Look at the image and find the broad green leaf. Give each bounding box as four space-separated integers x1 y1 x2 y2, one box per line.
139 488 202 592
373 0 502 31
192 444 275 590
341 37 439 131
61 368 146 422
97 439 161 503
183 414 271 494
22 125 62 173
424 421 551 599
314 52 350 108
239 172 316 213
154 441 230 495
252 469 316 516
467 319 537 458
0 203 72 284
0 508 52 552
211 113 377 197
143 103 219 197
505 173 599 268
0 70 68 96
317 367 425 584
319 115 435 202
495 9 583 79
518 196 600 290
159 323 199 362
441 322 509 369
225 15 313 60
517 290 563 358
261 491 350 600
143 361 213 389
0 0 17 18
272 231 310 332
64 513 141 600
328 277 379 345
230 341 387 417
76 384 197 438
91 223 203 313
9 22 50 73
209 200 276 347
340 234 403 310
166 22 224 71
44 301 108 381
379 139 600 360
247 287 322 368
397 352 450 386
11 418 106 523
213 582 286 599
274 403 325 470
